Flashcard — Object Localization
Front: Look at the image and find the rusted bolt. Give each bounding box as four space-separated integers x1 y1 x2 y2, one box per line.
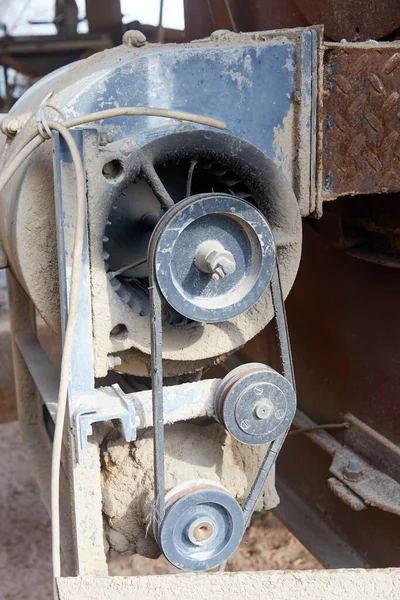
122 30 147 48
343 458 363 482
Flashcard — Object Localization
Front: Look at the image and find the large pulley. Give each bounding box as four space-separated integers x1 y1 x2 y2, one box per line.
153 193 276 322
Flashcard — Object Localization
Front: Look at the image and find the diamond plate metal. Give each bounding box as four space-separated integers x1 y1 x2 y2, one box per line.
322 43 400 201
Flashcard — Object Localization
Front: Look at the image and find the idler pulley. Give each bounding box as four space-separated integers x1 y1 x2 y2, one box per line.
215 363 296 445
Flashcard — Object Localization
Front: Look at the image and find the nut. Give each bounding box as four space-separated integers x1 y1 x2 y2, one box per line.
343 458 363 482
206 249 236 278
99 132 114 146
195 240 236 280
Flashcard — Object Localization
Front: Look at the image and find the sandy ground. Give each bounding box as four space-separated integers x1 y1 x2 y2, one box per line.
0 421 320 600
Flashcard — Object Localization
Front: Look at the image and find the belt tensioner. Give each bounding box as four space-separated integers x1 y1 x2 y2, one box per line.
215 363 296 446
147 193 296 571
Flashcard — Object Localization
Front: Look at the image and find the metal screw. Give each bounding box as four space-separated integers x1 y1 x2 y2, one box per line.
343 458 363 482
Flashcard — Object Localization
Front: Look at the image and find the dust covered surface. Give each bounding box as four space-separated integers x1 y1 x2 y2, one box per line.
101 422 280 558
108 512 321 575
0 422 53 599
0 421 320 599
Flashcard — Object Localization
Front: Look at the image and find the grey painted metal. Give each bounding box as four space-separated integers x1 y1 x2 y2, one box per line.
53 130 98 423
73 384 136 463
96 378 220 430
53 130 108 576
5 270 76 574
216 365 296 445
158 480 244 571
14 331 59 423
154 194 276 323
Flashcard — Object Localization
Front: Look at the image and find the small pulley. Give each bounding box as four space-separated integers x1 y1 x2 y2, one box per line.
215 363 296 445
153 193 276 323
155 479 244 571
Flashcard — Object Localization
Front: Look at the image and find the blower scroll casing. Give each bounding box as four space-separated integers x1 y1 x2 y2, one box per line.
0 29 313 378
0 28 318 572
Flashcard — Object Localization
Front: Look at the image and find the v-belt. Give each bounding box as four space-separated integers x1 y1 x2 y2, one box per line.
147 193 296 571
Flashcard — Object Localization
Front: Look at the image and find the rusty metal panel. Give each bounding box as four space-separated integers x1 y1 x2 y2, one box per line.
321 43 400 202
183 0 400 42
230 223 400 566
85 0 122 44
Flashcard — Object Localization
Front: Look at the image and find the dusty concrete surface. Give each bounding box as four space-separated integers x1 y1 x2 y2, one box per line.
0 421 320 600
102 422 280 558
57 569 400 600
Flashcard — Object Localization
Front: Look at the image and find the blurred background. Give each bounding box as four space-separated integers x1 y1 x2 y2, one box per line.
0 0 184 111
1 0 399 111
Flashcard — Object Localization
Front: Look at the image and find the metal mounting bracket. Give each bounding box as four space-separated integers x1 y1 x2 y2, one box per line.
73 378 221 463
73 384 137 463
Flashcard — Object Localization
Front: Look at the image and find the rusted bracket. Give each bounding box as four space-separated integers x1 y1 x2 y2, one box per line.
293 409 400 515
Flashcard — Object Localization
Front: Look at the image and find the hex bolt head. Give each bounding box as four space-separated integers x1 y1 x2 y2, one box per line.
195 241 236 280
343 458 363 482
206 249 236 278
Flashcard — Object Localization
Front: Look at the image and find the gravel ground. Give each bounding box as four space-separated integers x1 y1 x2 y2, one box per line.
0 421 320 600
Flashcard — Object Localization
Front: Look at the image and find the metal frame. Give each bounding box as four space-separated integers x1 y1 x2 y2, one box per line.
6 127 299 576
6 129 242 573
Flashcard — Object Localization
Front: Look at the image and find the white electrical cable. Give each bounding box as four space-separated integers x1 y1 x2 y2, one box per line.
0 105 226 600
0 107 225 192
45 121 85 600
